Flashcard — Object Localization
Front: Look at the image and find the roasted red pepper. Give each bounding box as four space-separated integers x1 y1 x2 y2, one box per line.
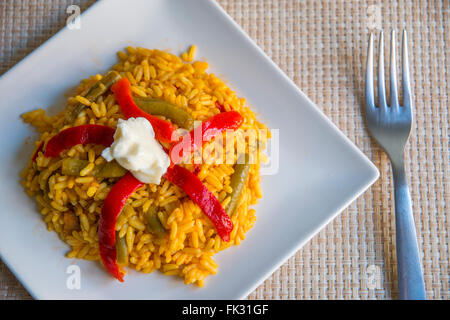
31 141 45 162
99 172 144 282
44 124 115 158
169 111 243 164
164 165 233 242
111 78 176 143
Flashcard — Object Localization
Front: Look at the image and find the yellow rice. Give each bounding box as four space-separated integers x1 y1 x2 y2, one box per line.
21 45 268 287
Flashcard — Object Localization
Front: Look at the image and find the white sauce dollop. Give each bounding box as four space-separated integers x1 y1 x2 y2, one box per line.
102 117 170 184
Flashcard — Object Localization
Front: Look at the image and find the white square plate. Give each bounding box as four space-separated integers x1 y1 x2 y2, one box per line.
0 0 378 299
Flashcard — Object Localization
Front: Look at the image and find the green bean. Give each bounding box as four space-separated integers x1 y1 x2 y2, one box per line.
133 97 194 130
226 154 251 216
66 71 122 123
163 199 181 215
61 158 127 178
95 161 127 178
116 232 128 265
61 159 88 176
144 207 166 237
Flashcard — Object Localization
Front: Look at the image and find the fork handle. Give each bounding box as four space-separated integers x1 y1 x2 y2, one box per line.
392 160 426 300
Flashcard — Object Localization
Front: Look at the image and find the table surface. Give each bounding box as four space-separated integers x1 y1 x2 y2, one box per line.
0 0 448 300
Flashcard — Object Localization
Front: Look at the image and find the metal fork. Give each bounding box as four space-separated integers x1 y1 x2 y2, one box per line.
365 30 426 300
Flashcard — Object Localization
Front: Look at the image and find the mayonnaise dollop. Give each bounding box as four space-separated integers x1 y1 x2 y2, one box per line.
101 117 170 184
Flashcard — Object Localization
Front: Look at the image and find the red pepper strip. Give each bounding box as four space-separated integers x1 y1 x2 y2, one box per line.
99 172 144 282
31 141 45 162
111 78 176 144
164 165 233 242
44 124 115 158
169 111 244 164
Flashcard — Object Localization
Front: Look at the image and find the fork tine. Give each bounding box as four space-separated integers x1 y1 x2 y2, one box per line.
402 30 412 110
378 31 388 112
390 30 399 111
365 32 375 112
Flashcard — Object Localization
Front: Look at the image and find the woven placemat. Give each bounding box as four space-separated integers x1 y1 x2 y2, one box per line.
0 0 448 300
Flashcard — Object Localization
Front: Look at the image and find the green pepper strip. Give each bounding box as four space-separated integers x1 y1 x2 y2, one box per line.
66 71 121 123
226 154 251 216
133 97 194 131
115 232 128 265
61 158 127 178
144 207 166 237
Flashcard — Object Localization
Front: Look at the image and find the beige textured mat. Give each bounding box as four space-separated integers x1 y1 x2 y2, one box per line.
0 0 448 300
